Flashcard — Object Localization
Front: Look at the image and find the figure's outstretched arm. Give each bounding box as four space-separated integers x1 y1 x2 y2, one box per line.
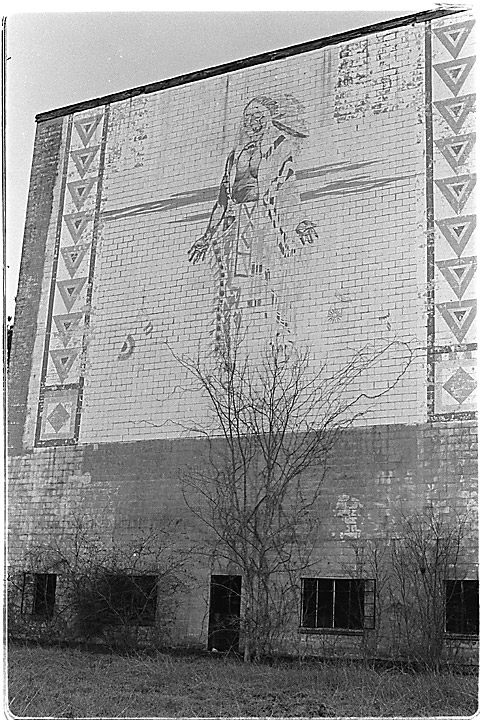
187 202 225 264
188 153 234 264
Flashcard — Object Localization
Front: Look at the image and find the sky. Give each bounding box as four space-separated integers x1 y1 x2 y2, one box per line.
5 4 436 318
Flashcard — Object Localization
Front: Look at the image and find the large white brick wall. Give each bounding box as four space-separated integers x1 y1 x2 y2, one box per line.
82 25 427 443
21 13 476 448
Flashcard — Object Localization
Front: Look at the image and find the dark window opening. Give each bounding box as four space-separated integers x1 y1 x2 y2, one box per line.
101 575 158 626
301 578 375 631
22 573 57 619
446 580 478 636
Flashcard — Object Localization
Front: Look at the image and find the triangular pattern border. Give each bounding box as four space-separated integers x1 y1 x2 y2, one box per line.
434 56 476 96
435 133 476 171
67 178 97 211
53 311 85 346
433 94 475 134
436 298 477 343
433 20 475 59
49 347 82 383
436 215 476 256
60 244 91 278
70 146 100 178
435 174 476 214
74 115 102 147
63 212 91 244
57 276 88 313
436 255 477 299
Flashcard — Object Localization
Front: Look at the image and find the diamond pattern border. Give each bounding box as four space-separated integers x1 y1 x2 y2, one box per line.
38 388 78 442
433 350 477 415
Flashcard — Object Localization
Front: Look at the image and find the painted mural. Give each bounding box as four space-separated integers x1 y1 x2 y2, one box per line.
30 12 476 448
187 95 317 348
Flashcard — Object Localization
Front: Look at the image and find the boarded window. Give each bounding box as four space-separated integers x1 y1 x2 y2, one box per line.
446 580 478 635
21 573 57 619
301 578 375 630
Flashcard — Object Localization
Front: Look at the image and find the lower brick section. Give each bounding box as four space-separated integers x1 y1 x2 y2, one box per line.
8 421 478 657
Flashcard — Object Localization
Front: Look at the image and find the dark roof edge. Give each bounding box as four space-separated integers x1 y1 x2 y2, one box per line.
36 6 468 123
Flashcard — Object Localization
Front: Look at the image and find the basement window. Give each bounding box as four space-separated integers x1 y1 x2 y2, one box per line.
101 575 158 626
21 573 57 620
446 580 479 636
301 578 375 631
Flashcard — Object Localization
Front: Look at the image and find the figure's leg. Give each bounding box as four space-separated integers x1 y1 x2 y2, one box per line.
211 220 241 351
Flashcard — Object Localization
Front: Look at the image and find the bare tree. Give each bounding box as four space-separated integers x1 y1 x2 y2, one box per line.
347 507 473 668
388 508 470 668
177 334 413 661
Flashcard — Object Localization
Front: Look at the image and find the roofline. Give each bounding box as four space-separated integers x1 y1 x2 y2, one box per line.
36 6 467 123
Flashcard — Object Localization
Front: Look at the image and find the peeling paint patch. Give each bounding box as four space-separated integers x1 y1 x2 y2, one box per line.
334 28 424 121
335 494 363 539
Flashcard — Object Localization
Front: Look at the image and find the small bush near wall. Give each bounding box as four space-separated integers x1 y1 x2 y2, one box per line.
345 508 478 668
7 517 192 651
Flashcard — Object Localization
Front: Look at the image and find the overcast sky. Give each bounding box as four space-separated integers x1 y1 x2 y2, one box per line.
5 5 435 317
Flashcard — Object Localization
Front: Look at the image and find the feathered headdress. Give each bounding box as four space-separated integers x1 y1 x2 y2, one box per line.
252 94 309 139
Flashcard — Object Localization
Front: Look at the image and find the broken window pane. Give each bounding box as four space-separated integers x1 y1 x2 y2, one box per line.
301 578 374 631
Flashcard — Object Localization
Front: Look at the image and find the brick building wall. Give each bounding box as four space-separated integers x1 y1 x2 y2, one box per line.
8 9 477 658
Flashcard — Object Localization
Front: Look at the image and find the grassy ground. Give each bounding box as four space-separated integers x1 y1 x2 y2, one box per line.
7 643 478 718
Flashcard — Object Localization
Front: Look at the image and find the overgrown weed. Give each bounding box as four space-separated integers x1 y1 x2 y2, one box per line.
7 643 478 717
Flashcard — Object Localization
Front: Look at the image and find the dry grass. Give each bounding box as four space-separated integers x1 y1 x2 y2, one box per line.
7 643 479 718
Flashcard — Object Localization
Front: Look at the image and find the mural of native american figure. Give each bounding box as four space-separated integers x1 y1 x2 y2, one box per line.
188 94 317 348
